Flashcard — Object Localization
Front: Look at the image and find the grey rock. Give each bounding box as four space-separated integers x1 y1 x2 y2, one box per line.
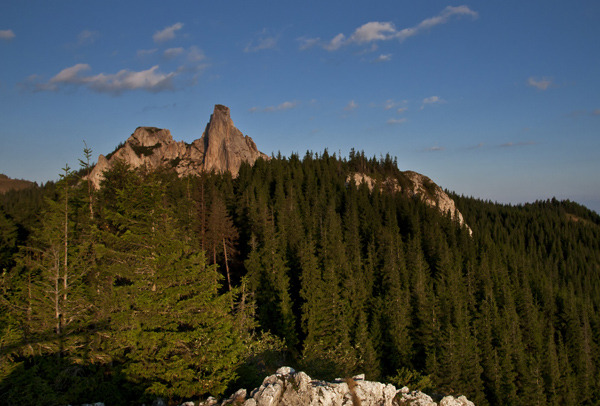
88 105 268 188
199 397 218 406
346 171 471 233
276 366 296 375
439 396 475 406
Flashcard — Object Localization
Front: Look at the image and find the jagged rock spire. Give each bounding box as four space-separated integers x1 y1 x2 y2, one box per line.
87 105 267 188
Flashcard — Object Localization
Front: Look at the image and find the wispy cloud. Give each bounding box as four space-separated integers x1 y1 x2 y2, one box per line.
350 22 396 44
421 95 445 109
301 6 477 51
187 46 205 62
324 33 346 51
0 29 15 40
244 29 278 53
76 30 99 47
344 100 358 111
372 54 392 63
298 37 321 50
528 76 553 90
383 99 407 111
499 141 536 148
137 48 158 57
387 118 407 125
250 101 299 113
467 142 485 150
25 63 177 95
164 47 184 59
153 22 184 43
593 109 600 116
424 145 445 152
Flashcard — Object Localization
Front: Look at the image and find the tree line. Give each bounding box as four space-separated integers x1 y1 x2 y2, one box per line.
1 149 599 405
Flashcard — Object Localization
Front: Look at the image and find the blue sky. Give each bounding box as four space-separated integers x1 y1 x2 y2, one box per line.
1 0 599 213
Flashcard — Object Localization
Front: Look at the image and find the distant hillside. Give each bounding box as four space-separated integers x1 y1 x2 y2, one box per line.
0 174 36 193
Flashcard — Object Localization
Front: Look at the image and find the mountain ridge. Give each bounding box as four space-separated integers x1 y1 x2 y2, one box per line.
85 104 469 226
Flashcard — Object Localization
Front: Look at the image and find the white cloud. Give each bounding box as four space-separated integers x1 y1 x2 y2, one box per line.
245 37 277 53
153 22 184 43
307 6 477 51
414 6 478 31
251 101 299 113
373 54 392 63
51 63 90 83
298 37 321 50
32 63 177 94
344 100 358 111
164 47 184 58
421 95 445 109
387 118 407 125
323 33 346 51
0 29 15 40
383 99 408 111
244 29 278 53
350 21 396 43
528 76 553 90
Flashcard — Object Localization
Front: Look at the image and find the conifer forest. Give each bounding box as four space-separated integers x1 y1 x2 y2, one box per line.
1 151 599 405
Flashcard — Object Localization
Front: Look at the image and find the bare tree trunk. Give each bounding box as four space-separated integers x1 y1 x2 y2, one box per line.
63 183 68 304
223 237 232 291
54 252 61 335
201 178 206 252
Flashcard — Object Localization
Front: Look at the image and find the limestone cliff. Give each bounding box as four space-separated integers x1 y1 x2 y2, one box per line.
88 105 268 188
346 171 471 233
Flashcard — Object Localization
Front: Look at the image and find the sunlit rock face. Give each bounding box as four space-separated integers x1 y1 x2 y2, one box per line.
87 104 268 188
200 367 476 406
347 171 471 233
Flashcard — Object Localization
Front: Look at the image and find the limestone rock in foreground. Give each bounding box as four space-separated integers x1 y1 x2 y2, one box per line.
88 105 268 188
204 367 474 406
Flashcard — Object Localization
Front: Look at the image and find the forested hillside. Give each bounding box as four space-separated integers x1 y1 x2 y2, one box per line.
1 151 599 405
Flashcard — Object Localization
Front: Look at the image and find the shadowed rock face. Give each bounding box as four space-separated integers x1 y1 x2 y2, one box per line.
88 105 268 188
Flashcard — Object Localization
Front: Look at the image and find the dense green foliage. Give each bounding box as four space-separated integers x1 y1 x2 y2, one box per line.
1 150 599 405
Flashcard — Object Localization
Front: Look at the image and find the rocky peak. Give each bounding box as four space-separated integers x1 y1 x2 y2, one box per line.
87 105 267 188
200 104 267 176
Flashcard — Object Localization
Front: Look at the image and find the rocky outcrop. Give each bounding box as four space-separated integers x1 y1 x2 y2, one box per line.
402 171 470 234
346 172 471 233
198 367 475 406
87 105 268 188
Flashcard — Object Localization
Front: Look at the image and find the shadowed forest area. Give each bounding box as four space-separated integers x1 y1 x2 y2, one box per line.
1 151 599 405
